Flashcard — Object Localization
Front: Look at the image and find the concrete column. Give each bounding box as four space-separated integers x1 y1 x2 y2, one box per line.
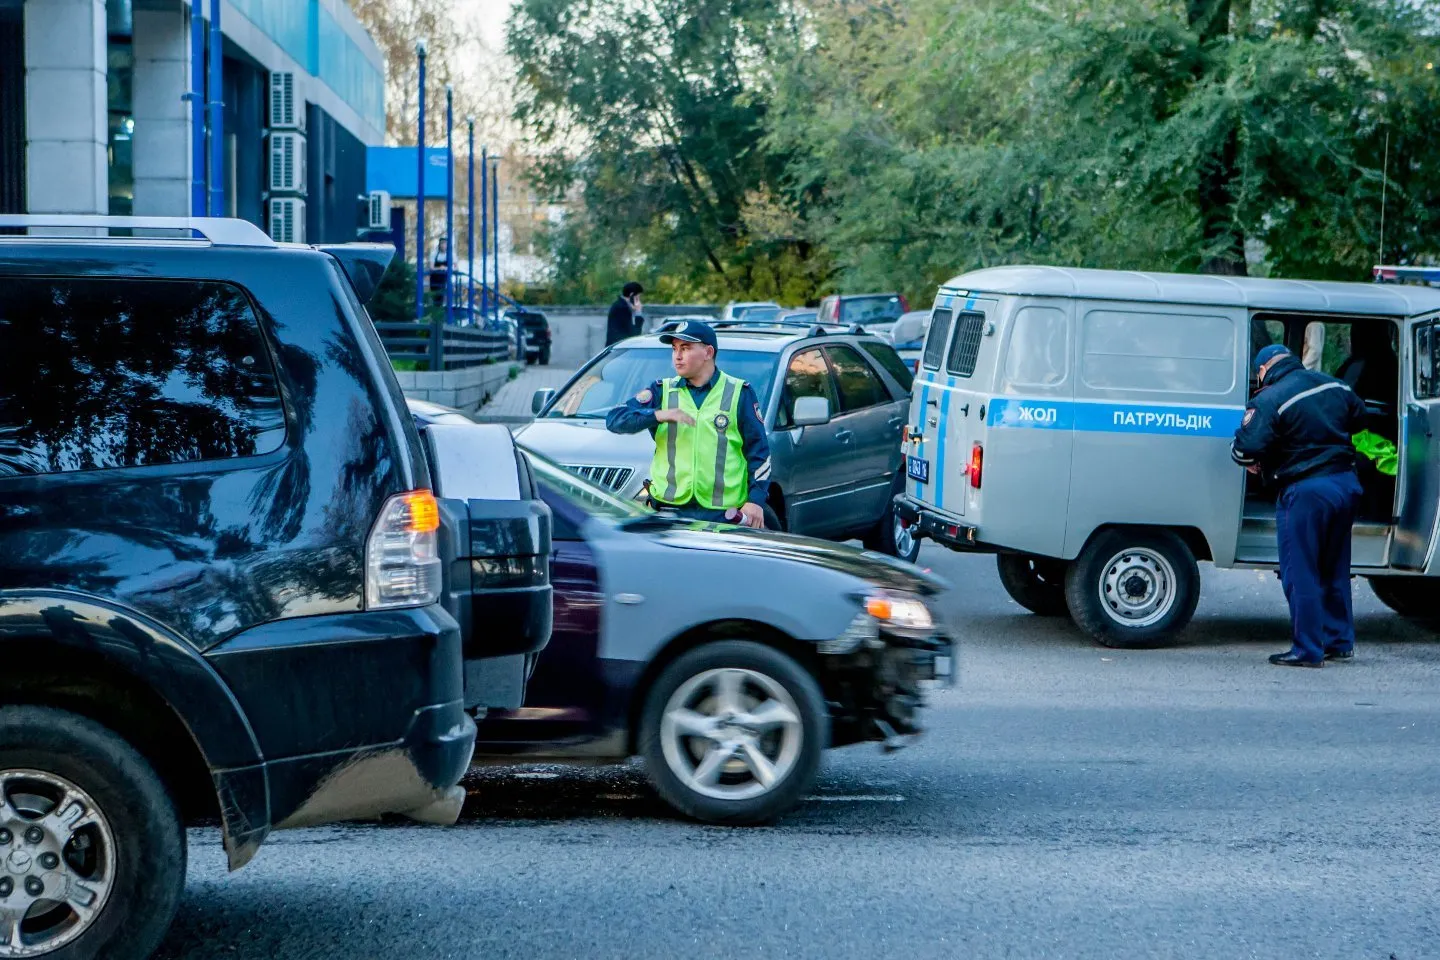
131 6 192 216
24 0 107 214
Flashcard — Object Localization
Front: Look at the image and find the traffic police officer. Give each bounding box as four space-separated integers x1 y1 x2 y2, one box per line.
1232 344 1368 666
605 320 772 527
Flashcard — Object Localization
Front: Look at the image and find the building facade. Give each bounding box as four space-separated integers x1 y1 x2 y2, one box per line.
0 0 383 244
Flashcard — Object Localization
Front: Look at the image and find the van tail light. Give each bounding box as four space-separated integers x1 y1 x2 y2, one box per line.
901 424 912 444
968 443 983 489
366 489 442 610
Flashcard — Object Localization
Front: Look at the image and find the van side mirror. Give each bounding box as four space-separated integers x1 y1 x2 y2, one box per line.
792 395 831 427
532 388 556 415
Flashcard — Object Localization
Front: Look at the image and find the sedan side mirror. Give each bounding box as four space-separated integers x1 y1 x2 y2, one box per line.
792 395 831 427
532 388 557 415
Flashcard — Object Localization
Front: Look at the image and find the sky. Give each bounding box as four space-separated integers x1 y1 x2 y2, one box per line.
457 0 518 53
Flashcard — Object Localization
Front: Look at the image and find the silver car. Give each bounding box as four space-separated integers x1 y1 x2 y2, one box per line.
520 327 922 561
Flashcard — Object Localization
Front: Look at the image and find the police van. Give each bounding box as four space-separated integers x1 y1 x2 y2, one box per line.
895 265 1440 647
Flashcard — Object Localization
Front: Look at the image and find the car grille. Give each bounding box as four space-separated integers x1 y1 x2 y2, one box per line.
563 464 634 492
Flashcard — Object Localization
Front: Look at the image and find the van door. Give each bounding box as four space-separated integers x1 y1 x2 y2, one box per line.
905 295 1001 518
1392 316 1440 570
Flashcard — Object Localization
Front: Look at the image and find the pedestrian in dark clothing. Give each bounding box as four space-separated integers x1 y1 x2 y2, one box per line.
606 282 645 345
1232 344 1368 667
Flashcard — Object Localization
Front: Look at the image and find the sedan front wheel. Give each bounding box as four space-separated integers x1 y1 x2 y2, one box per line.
639 641 826 824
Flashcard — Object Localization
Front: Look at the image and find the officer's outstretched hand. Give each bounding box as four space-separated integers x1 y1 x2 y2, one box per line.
654 408 696 427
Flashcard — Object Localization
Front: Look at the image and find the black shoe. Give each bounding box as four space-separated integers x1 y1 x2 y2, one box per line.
1269 652 1324 668
1324 648 1355 661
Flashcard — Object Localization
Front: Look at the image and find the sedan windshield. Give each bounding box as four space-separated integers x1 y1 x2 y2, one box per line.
544 347 778 419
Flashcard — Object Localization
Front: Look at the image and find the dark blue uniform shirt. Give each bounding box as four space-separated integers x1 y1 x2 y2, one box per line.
1231 355 1368 486
606 369 771 506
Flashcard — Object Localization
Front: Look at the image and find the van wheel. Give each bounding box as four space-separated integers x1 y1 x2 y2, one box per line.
639 641 826 825
0 706 185 960
996 554 1069 617
1065 529 1199 648
1367 575 1440 619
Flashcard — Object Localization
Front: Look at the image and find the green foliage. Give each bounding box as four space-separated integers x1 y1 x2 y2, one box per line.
508 0 830 302
511 0 1440 305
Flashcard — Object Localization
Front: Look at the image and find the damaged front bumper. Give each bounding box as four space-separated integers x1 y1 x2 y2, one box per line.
816 626 954 750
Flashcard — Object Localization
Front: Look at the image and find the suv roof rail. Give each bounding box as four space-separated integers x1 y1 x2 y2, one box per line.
848 323 867 335
0 215 275 247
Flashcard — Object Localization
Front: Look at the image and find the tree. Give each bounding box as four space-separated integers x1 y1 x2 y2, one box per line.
507 0 829 302
767 0 1440 302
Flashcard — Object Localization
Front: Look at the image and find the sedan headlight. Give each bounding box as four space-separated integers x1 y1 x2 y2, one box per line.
863 592 934 633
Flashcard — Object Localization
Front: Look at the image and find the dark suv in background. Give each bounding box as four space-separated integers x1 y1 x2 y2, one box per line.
508 308 552 365
0 216 552 959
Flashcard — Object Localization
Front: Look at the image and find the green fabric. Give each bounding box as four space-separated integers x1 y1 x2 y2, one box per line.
652 372 748 508
1352 430 1398 477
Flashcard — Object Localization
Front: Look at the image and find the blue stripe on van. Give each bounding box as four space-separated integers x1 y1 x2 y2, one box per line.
986 398 1244 437
915 379 932 499
934 376 954 506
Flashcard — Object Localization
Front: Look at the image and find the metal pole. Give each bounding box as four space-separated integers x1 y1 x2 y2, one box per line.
414 40 427 330
206 0 224 216
491 159 500 322
467 117 476 324
189 0 205 215
443 85 454 329
479 147 488 320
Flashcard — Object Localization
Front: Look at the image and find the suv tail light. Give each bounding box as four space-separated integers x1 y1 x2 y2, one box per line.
365 490 442 609
830 299 841 320
968 443 983 489
899 294 910 312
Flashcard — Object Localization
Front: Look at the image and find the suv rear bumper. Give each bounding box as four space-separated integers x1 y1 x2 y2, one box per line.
894 494 987 552
206 604 477 866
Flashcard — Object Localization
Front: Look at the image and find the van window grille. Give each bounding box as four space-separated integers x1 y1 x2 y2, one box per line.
945 312 986 378
922 307 953 370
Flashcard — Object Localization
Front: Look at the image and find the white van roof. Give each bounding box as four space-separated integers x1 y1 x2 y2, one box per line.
941 265 1440 317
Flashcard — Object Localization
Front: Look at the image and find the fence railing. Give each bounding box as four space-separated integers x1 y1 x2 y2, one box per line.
375 321 514 371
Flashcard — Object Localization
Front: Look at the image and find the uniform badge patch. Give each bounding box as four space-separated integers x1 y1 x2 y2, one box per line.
714 413 730 430
1242 408 1256 426
636 389 653 403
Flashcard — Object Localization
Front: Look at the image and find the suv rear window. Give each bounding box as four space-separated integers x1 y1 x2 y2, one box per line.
840 295 904 325
0 277 286 476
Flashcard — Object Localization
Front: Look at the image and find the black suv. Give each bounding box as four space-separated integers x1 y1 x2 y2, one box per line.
508 308 552 365
0 216 552 958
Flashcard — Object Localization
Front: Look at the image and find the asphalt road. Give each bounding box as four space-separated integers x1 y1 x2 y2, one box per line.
157 548 1440 960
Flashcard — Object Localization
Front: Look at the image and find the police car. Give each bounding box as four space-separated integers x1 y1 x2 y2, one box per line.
896 265 1440 647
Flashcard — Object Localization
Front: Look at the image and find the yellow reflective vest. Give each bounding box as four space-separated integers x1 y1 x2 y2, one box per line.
651 372 748 509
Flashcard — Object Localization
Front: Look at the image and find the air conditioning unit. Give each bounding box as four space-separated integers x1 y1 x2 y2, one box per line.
268 132 306 194
268 197 306 244
269 71 304 132
366 190 391 231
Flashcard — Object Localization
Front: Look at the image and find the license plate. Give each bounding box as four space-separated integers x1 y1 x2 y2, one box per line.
906 456 929 482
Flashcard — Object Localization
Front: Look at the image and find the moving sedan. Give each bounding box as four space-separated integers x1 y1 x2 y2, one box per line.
521 325 922 562
478 449 954 824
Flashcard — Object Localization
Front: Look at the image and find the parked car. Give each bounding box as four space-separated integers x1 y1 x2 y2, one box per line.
521 326 922 562
507 308 552 365
816 293 910 336
477 447 954 823
719 301 783 323
887 309 932 373
0 215 552 959
644 312 717 335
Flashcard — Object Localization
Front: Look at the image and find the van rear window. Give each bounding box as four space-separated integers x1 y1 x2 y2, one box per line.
1082 310 1234 394
922 307 953 370
945 312 986 378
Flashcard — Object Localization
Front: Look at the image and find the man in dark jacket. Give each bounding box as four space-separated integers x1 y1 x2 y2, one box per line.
606 281 645 346
1232 344 1368 667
